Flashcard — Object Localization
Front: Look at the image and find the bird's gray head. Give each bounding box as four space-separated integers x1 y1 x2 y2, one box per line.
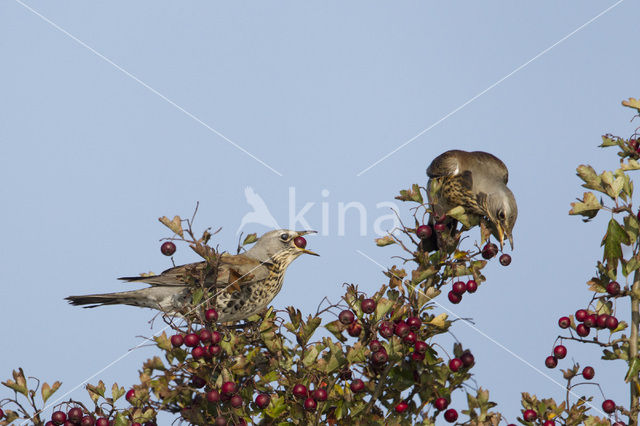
245 229 319 263
485 187 517 250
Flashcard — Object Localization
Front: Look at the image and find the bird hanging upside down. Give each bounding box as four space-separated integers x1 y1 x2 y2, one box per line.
426 150 517 250
65 230 318 323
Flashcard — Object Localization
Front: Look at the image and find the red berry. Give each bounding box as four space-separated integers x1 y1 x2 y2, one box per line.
602 399 616 414
606 316 619 330
67 408 83 423
45 421 54 426
434 397 448 410
434 223 447 232
543 421 555 426
369 339 383 352
575 309 588 322
214 418 227 426
192 346 205 359
303 397 317 412
132 423 141 426
394 401 409 413
361 298 376 314
403 331 417 345
448 291 462 304
206 390 220 402
184 333 199 347
126 388 136 403
452 281 466 295
80 416 95 426
596 314 609 329
499 253 511 266
95 419 109 426
449 358 463 372
583 366 595 380
161 241 176 256
523 409 537 421
313 389 328 401
255 393 270 409
394 321 410 337
378 322 394 339
207 345 222 357
406 316 421 330
414 341 428 354
481 243 498 259
347 322 363 337
558 316 571 329
607 281 621 296
412 351 425 362
293 384 308 399
444 408 458 422
0 409 4 419
553 345 567 359
199 329 212 343
339 310 355 325
372 349 388 364
293 236 307 249
576 323 590 337
350 379 364 393
584 314 597 328
230 395 243 408
51 411 67 425
170 334 184 347
205 308 219 322
460 351 474 367
416 225 433 239
465 279 478 293
221 381 237 395
545 356 557 368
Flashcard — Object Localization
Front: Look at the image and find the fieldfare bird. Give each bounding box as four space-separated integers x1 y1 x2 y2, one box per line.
426 150 517 249
65 230 318 322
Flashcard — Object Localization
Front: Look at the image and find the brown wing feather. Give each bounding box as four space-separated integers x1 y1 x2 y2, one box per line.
118 253 269 288
426 150 464 178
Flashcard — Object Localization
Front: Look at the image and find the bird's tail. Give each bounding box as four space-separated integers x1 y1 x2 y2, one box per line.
65 288 161 309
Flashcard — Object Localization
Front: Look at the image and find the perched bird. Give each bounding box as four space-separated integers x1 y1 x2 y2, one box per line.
426 150 517 249
65 230 318 322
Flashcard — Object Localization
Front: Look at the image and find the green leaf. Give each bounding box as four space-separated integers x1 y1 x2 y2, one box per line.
625 357 640 383
242 233 258 245
191 288 204 305
325 320 347 342
395 184 423 203
373 298 394 322
298 316 321 346
113 411 129 426
569 192 602 221
602 218 630 266
600 135 619 147
2 369 28 397
576 165 602 192
111 383 125 402
302 345 321 367
446 206 480 229
41 381 61 404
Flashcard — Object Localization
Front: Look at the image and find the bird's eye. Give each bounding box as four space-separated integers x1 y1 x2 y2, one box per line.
498 211 506 220
280 233 289 241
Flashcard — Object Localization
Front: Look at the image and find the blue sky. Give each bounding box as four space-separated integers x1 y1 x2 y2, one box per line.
1 0 639 423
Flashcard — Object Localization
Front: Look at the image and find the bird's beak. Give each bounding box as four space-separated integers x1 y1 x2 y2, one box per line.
495 222 505 251
296 230 320 256
507 233 514 250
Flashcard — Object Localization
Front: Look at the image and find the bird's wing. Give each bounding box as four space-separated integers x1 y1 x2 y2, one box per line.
469 151 509 184
119 253 270 289
426 150 465 178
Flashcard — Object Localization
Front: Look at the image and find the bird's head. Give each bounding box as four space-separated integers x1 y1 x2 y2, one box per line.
247 229 319 264
485 188 517 250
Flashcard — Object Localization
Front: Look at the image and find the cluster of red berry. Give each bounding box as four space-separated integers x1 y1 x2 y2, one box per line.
43 407 156 426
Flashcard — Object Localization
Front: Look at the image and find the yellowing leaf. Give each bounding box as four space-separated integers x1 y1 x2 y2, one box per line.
569 192 601 220
622 97 640 112
158 215 184 237
41 381 61 404
375 235 395 247
428 313 448 328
